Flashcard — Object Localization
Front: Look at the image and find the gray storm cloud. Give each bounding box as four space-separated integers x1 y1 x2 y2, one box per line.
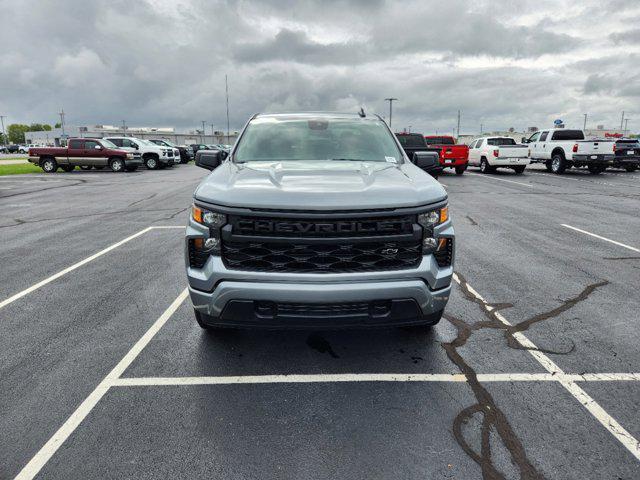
0 0 639 134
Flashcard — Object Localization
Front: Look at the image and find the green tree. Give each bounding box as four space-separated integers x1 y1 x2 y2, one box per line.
28 123 52 132
7 124 30 144
54 122 62 128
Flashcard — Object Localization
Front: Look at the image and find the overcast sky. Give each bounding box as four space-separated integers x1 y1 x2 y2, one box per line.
1 0 639 134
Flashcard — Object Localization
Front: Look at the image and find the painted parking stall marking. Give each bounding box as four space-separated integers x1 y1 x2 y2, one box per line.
562 224 640 253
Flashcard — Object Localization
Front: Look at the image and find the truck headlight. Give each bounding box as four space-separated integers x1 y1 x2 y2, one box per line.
126 153 134 159
191 204 227 255
418 205 449 252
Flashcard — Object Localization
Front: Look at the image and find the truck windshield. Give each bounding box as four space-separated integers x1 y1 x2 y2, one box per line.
234 117 403 163
487 138 516 146
425 137 455 145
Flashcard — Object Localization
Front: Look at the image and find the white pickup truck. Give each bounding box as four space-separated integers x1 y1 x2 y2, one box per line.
468 137 529 174
523 128 615 174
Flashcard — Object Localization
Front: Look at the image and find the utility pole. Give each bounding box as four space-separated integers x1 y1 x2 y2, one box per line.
384 98 397 129
0 115 6 145
620 111 625 130
210 123 215 142
225 74 230 144
456 110 461 138
583 113 587 131
480 123 483 134
59 108 66 137
201 120 205 143
121 119 127 136
624 118 630 136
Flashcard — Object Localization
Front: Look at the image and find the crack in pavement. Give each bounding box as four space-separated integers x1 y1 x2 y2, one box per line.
466 215 479 226
442 273 609 479
127 192 157 207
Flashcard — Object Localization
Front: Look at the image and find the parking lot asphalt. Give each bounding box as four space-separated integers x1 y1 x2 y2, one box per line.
1 163 639 479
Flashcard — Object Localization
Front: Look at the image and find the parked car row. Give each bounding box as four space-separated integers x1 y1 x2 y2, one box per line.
394 128 639 177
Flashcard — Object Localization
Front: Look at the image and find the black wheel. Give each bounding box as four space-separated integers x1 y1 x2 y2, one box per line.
624 165 638 172
588 165 606 175
61 165 75 172
125 166 138 172
40 157 58 173
545 160 553 172
550 153 566 174
144 155 159 170
513 165 526 174
80 165 92 171
455 165 466 175
109 157 125 172
480 158 494 174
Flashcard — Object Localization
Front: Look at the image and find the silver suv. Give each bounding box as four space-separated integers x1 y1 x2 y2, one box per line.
185 112 454 330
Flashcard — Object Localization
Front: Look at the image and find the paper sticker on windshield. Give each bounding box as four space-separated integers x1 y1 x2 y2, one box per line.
385 156 397 163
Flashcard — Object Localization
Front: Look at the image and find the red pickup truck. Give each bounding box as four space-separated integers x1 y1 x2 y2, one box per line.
28 138 143 173
424 135 469 175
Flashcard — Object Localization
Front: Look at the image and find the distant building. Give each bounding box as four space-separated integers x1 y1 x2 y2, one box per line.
24 124 239 147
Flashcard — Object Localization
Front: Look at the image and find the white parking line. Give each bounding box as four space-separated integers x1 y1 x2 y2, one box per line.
111 372 640 386
561 224 640 253
14 289 189 480
0 225 185 311
452 273 640 462
466 172 534 187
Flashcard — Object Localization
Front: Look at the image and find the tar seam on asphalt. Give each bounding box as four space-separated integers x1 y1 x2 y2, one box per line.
442 272 609 479
466 215 479 226
306 334 340 358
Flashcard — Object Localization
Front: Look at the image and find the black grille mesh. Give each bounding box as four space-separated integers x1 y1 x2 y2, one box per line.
222 240 421 273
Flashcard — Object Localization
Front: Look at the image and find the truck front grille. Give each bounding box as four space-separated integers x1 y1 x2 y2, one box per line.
222 239 421 273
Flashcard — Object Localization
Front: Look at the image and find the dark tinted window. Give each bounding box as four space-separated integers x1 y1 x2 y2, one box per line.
540 131 549 141
424 136 455 145
396 134 426 147
551 130 584 140
109 138 123 147
84 140 99 149
487 137 516 146
68 139 83 149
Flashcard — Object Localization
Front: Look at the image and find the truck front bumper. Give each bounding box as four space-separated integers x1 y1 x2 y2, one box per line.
186 219 454 329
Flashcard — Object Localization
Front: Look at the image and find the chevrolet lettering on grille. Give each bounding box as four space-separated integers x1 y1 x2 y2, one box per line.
234 218 413 236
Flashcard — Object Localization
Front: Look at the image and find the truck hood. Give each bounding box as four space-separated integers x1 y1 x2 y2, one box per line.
194 160 447 210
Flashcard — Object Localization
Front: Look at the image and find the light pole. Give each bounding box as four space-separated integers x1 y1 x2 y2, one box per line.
59 109 66 137
624 118 630 136
201 121 205 143
210 123 215 142
583 113 587 131
384 98 397 129
456 110 461 138
121 119 127 136
0 115 6 145
225 74 230 144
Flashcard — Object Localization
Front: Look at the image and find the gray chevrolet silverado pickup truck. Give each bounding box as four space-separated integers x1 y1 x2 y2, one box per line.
185 112 454 330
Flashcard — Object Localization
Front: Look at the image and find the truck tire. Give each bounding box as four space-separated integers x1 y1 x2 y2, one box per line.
40 157 58 173
513 166 526 174
455 166 466 175
109 157 125 172
144 155 159 170
480 158 494 174
624 165 638 172
61 165 75 172
588 165 606 174
545 160 553 172
550 153 567 174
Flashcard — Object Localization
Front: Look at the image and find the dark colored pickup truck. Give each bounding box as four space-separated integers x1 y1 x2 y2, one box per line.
424 136 469 175
395 133 443 178
612 139 640 172
28 138 142 173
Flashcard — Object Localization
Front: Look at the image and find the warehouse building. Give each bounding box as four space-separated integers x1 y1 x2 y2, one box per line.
24 125 238 147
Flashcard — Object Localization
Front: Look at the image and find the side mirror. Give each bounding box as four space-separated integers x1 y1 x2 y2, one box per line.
521 137 528 143
195 149 227 170
133 143 139 150
94 145 102 150
412 151 438 169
